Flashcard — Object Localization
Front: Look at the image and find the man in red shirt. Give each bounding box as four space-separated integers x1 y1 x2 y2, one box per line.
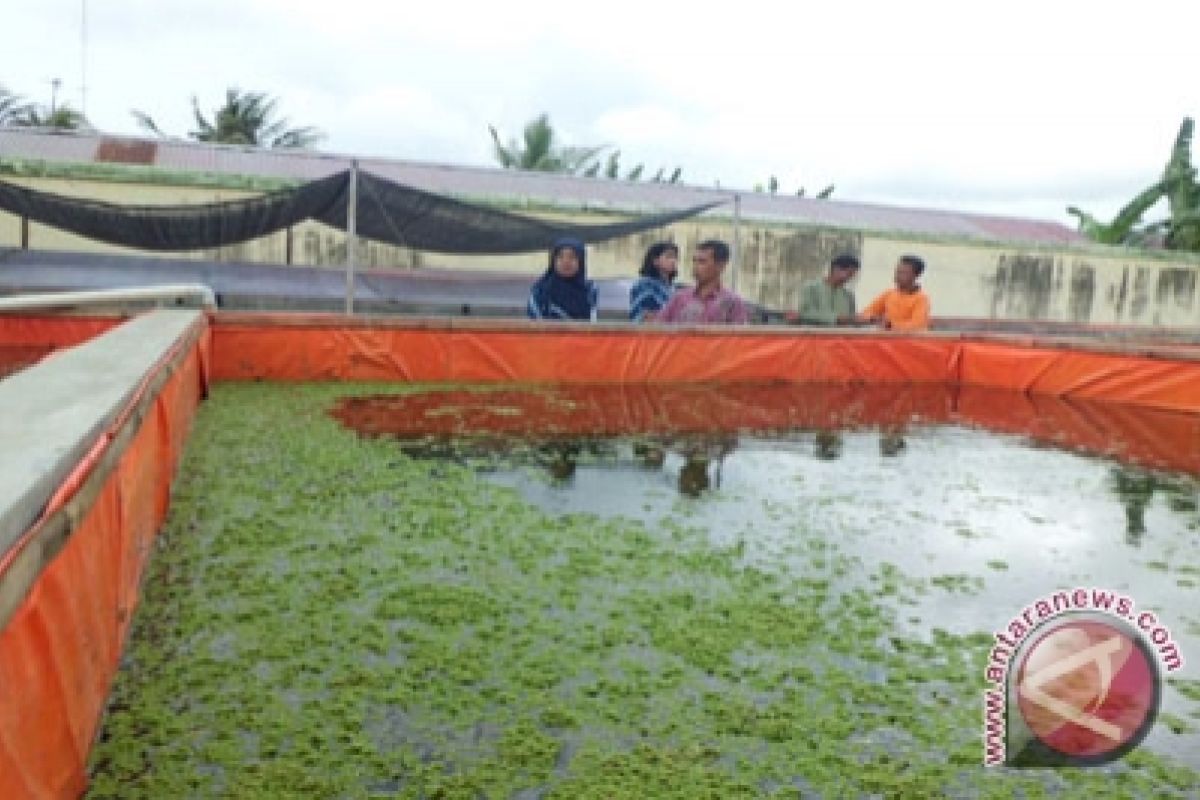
658 240 750 324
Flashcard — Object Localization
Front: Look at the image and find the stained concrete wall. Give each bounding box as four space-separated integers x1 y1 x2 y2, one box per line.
2 172 1199 326
860 239 1200 326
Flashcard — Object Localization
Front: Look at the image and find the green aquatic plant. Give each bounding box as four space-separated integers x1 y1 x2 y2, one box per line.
85 383 1200 798
1159 713 1195 736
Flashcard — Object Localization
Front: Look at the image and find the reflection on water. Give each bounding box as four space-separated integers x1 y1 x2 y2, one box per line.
879 432 907 457
331 382 1200 765
814 430 843 461
1110 468 1200 547
331 382 1200 477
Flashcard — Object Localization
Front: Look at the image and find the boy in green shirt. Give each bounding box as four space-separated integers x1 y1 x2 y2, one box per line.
791 253 860 326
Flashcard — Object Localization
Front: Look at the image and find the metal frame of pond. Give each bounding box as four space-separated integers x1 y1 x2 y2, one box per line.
2 309 1200 797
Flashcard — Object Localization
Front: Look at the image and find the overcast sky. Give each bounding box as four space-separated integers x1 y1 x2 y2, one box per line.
4 0 1197 224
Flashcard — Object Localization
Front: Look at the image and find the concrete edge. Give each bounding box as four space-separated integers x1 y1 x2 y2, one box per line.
0 309 204 557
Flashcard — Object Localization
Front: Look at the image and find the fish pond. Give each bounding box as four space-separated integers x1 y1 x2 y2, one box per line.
87 382 1200 798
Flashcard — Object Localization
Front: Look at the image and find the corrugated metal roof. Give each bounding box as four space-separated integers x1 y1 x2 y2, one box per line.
0 128 1086 245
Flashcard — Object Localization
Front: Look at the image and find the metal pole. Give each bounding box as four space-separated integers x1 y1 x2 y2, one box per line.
80 1 88 117
345 160 358 315
730 193 742 293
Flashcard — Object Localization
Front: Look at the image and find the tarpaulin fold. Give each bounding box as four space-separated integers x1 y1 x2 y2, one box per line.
0 171 719 254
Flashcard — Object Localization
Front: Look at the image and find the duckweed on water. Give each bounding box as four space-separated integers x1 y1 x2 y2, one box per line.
1160 714 1196 736
87 383 1200 798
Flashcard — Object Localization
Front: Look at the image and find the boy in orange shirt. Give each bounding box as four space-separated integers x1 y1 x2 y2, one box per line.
860 255 930 331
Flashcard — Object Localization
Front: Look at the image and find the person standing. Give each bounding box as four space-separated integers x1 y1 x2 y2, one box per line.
859 255 931 331
657 240 750 325
792 253 861 325
629 241 679 321
526 237 598 321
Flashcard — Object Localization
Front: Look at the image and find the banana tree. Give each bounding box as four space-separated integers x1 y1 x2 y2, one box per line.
1068 117 1199 251
1067 181 1166 245
1163 117 1200 251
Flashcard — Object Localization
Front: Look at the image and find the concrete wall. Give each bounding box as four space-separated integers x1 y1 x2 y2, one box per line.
2 171 1199 326
861 238 1200 326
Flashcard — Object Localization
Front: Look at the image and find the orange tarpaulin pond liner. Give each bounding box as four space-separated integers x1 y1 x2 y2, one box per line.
3 311 1200 799
0 321 209 800
211 316 963 385
0 315 122 379
0 315 121 349
211 315 1200 412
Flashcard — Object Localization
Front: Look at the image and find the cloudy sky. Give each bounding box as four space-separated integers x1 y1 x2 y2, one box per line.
4 0 1197 224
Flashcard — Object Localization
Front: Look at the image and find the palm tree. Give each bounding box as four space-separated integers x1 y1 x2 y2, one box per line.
133 88 323 149
489 114 606 174
490 115 683 182
191 89 322 148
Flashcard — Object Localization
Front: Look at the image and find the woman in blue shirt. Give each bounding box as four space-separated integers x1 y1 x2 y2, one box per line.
628 241 679 321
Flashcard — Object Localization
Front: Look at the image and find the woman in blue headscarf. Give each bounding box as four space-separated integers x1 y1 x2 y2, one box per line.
526 237 598 321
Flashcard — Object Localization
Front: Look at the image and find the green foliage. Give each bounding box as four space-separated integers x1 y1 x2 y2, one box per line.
1067 181 1167 245
489 115 682 182
1163 118 1200 250
752 179 834 199
0 84 36 126
130 109 168 138
132 88 323 149
604 149 620 179
0 83 89 130
191 89 322 148
19 103 89 130
1069 117 1200 252
489 113 605 174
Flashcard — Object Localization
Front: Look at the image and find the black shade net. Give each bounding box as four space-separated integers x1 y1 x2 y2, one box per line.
0 170 721 254
321 170 722 254
0 171 348 251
